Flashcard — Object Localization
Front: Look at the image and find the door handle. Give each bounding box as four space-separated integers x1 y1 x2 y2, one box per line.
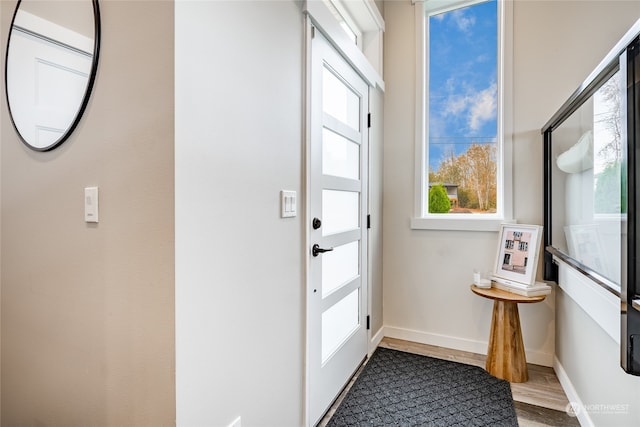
312 244 333 257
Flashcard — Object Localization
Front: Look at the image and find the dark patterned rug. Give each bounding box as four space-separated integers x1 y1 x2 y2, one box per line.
326 347 518 426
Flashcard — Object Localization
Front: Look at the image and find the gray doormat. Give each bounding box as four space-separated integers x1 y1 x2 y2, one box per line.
327 347 518 426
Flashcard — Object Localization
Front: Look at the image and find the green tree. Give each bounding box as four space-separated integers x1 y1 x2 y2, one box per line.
460 144 496 210
595 161 624 214
430 143 496 211
429 184 451 213
457 187 475 209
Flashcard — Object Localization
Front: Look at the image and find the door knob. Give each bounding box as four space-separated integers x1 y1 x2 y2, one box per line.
312 217 322 230
312 244 333 257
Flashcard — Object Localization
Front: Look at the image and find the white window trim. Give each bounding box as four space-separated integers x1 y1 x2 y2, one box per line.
305 0 385 90
326 0 364 48
411 0 513 232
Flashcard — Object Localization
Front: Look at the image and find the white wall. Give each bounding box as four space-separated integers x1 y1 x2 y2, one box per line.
175 1 387 423
175 1 305 426
175 1 389 423
382 0 554 365
515 1 640 426
556 280 640 426
382 0 639 367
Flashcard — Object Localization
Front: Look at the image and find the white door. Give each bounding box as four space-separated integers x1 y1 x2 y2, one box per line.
308 28 369 425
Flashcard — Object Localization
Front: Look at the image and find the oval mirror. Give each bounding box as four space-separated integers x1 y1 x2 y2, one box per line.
5 0 100 151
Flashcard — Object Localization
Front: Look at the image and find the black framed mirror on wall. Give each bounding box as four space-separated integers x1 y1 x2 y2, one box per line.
5 0 100 152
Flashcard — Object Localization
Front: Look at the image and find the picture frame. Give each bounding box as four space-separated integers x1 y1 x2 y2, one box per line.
492 223 543 287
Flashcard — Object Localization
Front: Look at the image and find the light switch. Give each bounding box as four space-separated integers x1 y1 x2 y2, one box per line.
281 190 297 218
85 187 99 223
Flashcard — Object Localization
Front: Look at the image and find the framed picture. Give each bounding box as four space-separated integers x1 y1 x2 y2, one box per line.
492 224 543 287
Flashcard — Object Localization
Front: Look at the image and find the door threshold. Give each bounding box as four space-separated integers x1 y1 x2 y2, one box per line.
316 355 369 427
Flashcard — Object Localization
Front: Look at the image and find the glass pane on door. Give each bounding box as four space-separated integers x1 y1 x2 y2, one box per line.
323 66 359 131
322 241 359 297
323 127 360 180
322 190 359 235
321 288 359 363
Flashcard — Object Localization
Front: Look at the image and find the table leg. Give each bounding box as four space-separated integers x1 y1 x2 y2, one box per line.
485 300 528 383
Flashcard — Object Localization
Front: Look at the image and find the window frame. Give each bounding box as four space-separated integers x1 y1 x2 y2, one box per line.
411 0 513 231
324 0 364 48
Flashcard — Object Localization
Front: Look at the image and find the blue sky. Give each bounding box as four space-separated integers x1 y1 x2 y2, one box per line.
428 0 497 171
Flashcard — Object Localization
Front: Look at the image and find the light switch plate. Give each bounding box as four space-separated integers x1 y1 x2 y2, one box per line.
85 187 99 223
281 190 297 218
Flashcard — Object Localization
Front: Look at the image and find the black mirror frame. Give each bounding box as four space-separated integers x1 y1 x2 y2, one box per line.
4 0 101 152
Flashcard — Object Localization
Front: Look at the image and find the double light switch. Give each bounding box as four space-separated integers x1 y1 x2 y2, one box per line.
281 190 297 218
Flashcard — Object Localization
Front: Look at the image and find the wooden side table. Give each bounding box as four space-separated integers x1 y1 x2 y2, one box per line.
470 284 546 383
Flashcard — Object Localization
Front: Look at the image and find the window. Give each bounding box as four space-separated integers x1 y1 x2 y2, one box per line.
324 0 362 47
311 0 385 82
412 0 513 231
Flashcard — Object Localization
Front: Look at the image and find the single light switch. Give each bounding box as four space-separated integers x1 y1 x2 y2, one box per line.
85 187 99 223
281 190 297 218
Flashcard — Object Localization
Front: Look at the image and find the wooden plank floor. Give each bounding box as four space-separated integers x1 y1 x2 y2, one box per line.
320 337 580 426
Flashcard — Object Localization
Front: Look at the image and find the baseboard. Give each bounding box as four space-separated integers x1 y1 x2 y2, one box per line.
383 326 554 367
384 326 487 354
369 326 384 355
554 356 594 427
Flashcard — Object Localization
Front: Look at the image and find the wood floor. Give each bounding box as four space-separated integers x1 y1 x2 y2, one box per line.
320 337 580 426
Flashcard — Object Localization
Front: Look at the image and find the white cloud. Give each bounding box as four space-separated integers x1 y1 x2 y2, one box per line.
439 81 497 132
444 95 468 115
469 83 497 131
450 10 475 34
